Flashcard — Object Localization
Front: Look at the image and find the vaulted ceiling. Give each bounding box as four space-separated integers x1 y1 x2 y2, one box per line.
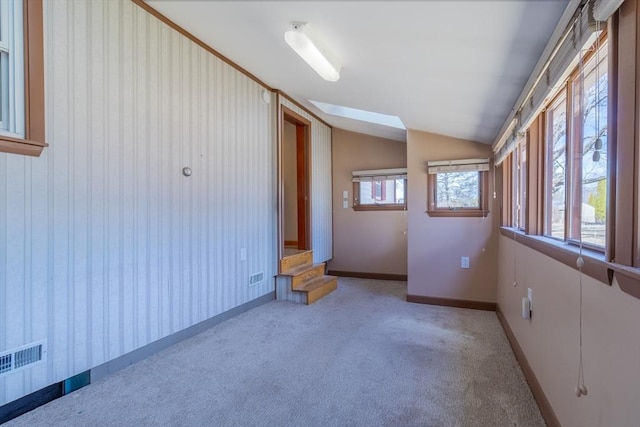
146 1 569 144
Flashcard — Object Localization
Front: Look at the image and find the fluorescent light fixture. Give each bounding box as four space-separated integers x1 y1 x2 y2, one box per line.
309 100 406 130
284 22 340 82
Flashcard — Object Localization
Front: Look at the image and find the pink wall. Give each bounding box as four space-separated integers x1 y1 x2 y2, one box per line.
498 236 640 426
407 129 498 302
329 128 407 275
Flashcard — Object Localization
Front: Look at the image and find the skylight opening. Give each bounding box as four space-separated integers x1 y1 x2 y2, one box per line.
309 100 406 130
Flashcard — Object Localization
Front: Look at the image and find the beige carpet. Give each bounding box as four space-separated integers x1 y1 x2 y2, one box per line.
6 278 544 426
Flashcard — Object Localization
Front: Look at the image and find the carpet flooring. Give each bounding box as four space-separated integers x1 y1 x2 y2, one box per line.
6 278 544 426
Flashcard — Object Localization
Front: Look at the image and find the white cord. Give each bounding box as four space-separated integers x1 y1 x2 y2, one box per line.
493 163 497 199
576 241 587 396
575 17 596 398
513 224 517 287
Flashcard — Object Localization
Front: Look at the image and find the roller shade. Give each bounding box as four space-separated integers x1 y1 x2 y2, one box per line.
352 168 407 182
594 0 625 21
427 158 490 174
495 131 525 166
494 0 603 165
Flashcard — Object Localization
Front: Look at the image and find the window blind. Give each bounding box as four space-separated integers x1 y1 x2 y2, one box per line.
427 158 490 174
352 168 407 182
495 0 602 165
594 0 625 21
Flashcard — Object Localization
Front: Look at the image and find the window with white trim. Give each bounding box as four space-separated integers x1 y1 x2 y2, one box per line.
0 0 25 138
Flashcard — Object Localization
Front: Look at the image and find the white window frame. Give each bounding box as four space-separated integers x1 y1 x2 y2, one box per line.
0 0 25 138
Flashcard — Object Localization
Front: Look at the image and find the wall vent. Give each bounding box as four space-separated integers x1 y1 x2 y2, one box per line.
0 342 46 376
249 272 264 286
0 354 12 374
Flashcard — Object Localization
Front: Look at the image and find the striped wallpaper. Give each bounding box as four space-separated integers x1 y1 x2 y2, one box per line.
0 0 277 405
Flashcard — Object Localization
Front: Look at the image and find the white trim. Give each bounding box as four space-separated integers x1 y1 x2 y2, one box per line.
0 0 25 138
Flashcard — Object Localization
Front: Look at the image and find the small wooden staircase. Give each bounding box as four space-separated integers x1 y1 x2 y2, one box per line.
276 249 337 304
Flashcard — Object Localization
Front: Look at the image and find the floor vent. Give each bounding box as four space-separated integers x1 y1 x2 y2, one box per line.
249 272 264 286
0 342 46 376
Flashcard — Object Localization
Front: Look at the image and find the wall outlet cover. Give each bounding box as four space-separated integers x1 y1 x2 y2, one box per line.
461 257 470 269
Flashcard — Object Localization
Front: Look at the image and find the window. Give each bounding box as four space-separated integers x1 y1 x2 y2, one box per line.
512 138 527 229
0 0 24 137
572 39 608 247
495 6 640 295
352 168 407 211
435 171 480 209
426 158 490 217
542 38 608 249
0 0 45 156
545 90 568 240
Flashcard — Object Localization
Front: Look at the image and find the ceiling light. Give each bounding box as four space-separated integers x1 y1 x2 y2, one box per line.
284 22 340 82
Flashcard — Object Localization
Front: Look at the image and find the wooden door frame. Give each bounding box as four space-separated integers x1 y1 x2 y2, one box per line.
279 104 311 258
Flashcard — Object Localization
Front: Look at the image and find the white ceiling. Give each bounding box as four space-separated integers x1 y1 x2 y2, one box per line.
146 0 569 144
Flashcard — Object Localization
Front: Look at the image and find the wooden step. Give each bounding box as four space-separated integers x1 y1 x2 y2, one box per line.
296 275 338 305
279 250 313 274
282 263 326 289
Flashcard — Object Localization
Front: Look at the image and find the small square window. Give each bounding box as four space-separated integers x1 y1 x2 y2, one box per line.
427 169 489 217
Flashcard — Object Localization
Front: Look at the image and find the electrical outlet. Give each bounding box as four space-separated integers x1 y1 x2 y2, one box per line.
240 248 247 261
461 257 470 269
343 200 348 209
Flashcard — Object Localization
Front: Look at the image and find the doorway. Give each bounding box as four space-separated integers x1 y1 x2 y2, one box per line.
281 106 310 256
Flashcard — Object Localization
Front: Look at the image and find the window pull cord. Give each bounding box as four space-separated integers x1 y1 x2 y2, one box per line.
575 17 595 397
575 245 587 397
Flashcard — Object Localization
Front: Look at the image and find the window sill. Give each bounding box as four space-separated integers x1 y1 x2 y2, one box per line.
0 135 47 157
427 209 489 218
353 205 406 211
500 227 640 300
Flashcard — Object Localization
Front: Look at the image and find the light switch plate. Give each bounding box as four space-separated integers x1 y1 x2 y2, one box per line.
343 190 348 199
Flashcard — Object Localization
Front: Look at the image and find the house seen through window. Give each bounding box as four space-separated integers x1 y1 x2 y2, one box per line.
352 168 407 211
